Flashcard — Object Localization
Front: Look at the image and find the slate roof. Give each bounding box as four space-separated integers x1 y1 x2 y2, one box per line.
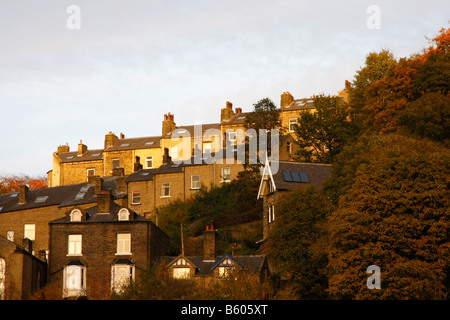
57 149 104 163
163 123 221 139
221 112 251 126
272 161 331 191
0 177 125 213
107 136 161 151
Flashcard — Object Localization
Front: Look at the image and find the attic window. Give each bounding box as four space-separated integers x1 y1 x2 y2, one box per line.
91 153 101 157
80 186 89 192
120 143 130 147
176 129 187 134
70 209 82 222
10 193 18 198
282 171 309 183
118 208 130 221
35 196 48 203
141 172 150 176
66 156 74 160
237 116 246 120
145 141 154 145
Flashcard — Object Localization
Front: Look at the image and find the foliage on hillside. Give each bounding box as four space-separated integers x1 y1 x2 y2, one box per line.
0 174 47 194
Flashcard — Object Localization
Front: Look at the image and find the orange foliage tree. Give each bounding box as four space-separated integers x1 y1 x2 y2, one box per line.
0 174 47 194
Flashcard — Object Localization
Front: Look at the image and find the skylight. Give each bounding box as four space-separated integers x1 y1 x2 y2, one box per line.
121 143 130 147
91 153 101 157
35 196 48 203
237 116 246 120
80 186 89 192
10 193 18 198
145 141 154 145
0 207 3 211
75 193 85 200
66 156 74 159
141 172 150 176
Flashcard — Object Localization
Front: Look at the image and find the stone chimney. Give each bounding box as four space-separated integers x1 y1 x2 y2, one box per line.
134 156 143 172
57 143 70 153
120 132 125 139
235 107 242 114
97 191 113 214
94 176 103 195
220 101 235 122
281 92 294 109
116 176 127 194
112 167 125 177
162 113 176 136
104 132 119 150
162 148 172 165
19 185 29 204
77 140 88 157
22 238 33 253
203 222 217 262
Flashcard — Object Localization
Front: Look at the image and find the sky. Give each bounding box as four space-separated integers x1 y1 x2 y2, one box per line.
0 0 449 176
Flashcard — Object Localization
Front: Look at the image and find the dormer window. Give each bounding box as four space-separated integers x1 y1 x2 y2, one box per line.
70 209 82 222
118 208 130 221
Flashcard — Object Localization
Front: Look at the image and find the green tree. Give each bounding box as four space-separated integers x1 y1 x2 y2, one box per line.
326 134 450 300
267 186 334 299
294 94 358 163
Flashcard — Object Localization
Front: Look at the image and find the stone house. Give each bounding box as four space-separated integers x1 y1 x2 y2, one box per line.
48 192 169 299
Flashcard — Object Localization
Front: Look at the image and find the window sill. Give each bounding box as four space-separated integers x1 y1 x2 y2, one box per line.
66 254 83 257
160 196 171 198
131 203 141 205
115 253 132 256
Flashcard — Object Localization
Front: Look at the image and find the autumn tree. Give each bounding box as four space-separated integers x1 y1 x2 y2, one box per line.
326 133 450 300
293 94 359 163
0 174 47 194
267 186 334 299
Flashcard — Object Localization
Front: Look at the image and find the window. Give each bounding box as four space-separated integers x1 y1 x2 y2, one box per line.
173 267 190 279
145 156 153 169
203 142 212 154
287 142 292 154
289 118 297 132
70 209 82 222
131 191 141 205
68 235 82 256
221 167 231 183
86 168 95 180
0 259 6 300
35 196 48 203
268 205 275 224
191 175 200 189
117 233 131 255
6 231 14 242
63 265 86 298
112 159 120 169
227 132 237 143
161 183 170 198
218 258 234 278
118 208 130 221
112 264 135 293
170 146 177 159
24 224 35 241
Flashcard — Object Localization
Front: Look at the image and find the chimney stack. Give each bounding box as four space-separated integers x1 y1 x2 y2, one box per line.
281 92 294 109
162 148 172 165
19 185 29 204
120 132 125 139
162 113 176 136
22 238 33 253
221 101 235 122
116 176 127 194
105 132 119 150
97 191 112 214
77 140 88 156
203 222 217 262
134 156 143 172
235 107 242 114
57 143 70 153
94 176 103 195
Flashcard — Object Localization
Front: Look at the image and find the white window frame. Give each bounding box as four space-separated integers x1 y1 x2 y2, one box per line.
191 175 200 190
161 183 171 198
67 234 82 256
112 158 120 169
70 209 82 222
221 167 231 183
118 208 130 221
145 156 153 169
116 233 131 255
111 264 135 293
24 224 35 241
289 118 297 132
63 265 86 298
131 190 141 205
6 231 14 242
86 168 95 180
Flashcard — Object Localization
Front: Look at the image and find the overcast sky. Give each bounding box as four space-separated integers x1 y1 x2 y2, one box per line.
0 0 448 176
